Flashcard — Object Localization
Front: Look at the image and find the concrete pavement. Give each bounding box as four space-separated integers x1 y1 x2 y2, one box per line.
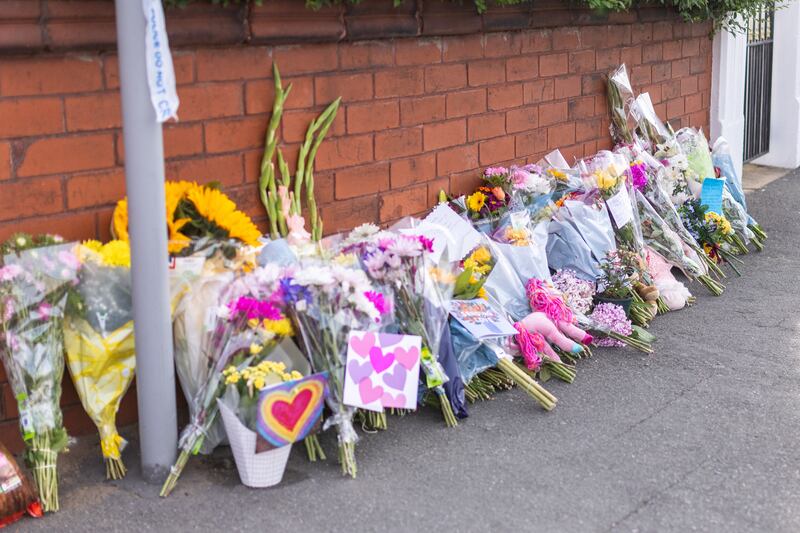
19 168 800 532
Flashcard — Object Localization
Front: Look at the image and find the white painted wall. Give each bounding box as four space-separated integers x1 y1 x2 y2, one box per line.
710 27 747 179
753 1 800 168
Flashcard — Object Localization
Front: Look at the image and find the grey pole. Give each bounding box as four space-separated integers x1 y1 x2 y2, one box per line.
114 0 178 482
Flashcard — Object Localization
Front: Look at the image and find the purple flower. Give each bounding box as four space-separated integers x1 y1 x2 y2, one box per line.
37 302 53 320
588 302 632 348
364 290 390 316
278 277 310 305
0 264 22 282
417 235 434 253
484 166 509 178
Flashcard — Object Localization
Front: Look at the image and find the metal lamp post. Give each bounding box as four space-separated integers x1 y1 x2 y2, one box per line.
114 0 179 483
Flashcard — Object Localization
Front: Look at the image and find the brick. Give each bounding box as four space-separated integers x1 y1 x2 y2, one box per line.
245 76 314 114
272 44 339 76
515 129 548 157
396 38 442 65
335 162 389 199
423 119 466 151
653 22 673 41
375 127 423 160
666 97 684 118
18 133 114 177
582 73 605 96
400 95 446 126
205 116 266 153
682 38 700 57
484 33 522 58
340 41 394 70
663 41 682 61
104 53 195 90
0 210 96 244
652 63 672 83
177 83 243 121
65 92 121 132
425 63 467 93
523 29 552 53
446 88 486 118
642 43 663 63
596 49 621 72
685 92 702 113
547 123 575 149
66 167 126 209
538 101 568 127
606 26 632 48
468 113 506 141
319 196 378 234
680 75 698 96
576 118 601 142
555 76 582 98
391 153 437 188
506 56 539 82
662 79 681 100
568 96 596 120
450 169 481 196
631 65 652 84
552 28 579 50
642 83 663 104
479 136 515 165
540 53 569 77
164 123 204 159
488 84 523 111
379 185 428 222
568 50 595 74
0 177 63 222
318 73 373 105
166 154 243 187
427 177 450 204
506 106 538 133
436 143 478 175
620 45 643 66
442 34 484 62
375 68 424 98
195 47 272 82
0 56 102 96
0 97 63 138
580 26 609 48
523 79 554 104
690 56 708 75
468 59 506 87
672 58 690 78
0 142 9 180
347 100 399 134
316 134 373 171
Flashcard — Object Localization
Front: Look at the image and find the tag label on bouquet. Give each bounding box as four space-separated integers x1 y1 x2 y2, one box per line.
170 256 204 276
256 372 329 449
343 331 421 412
0 454 22 494
142 0 179 122
700 177 725 215
16 394 34 441
605 186 634 228
450 299 517 340
422 203 482 262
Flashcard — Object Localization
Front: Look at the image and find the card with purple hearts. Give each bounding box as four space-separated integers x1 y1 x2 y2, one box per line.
343 330 422 412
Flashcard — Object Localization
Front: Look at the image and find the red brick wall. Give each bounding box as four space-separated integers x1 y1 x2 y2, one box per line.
0 2 713 449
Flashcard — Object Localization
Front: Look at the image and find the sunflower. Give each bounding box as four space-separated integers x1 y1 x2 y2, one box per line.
111 180 195 254
184 186 261 246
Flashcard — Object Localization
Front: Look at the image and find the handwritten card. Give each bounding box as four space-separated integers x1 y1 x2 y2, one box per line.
256 372 328 448
700 177 725 215
343 331 421 412
449 299 518 340
604 186 634 228
421 203 483 262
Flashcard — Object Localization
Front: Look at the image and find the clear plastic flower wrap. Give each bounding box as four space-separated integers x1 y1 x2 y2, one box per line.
489 211 552 285
279 262 390 477
606 64 635 144
630 92 672 150
0 238 80 513
161 264 294 496
63 241 135 480
675 127 715 195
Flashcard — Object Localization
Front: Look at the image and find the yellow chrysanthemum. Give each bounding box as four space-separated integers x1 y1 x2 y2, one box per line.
83 240 104 253
263 318 293 337
477 286 488 300
185 186 261 246
547 168 568 182
99 240 131 267
466 191 487 212
705 212 733 235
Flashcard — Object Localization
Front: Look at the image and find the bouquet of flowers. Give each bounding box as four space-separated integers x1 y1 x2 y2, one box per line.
588 303 633 348
453 244 494 300
279 262 389 477
63 240 135 479
678 200 743 275
345 231 458 427
0 234 80 512
462 177 510 232
161 266 294 496
606 64 635 144
113 180 262 258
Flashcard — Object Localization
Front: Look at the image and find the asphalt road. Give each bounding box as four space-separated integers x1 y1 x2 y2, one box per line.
19 169 800 532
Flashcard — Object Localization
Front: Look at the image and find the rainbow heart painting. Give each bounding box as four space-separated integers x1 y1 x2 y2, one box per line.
256 372 329 448
343 330 421 412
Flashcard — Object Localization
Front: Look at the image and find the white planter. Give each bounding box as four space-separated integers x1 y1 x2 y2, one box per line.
217 400 292 488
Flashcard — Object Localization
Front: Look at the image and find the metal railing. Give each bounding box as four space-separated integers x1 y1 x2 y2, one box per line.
743 7 774 162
